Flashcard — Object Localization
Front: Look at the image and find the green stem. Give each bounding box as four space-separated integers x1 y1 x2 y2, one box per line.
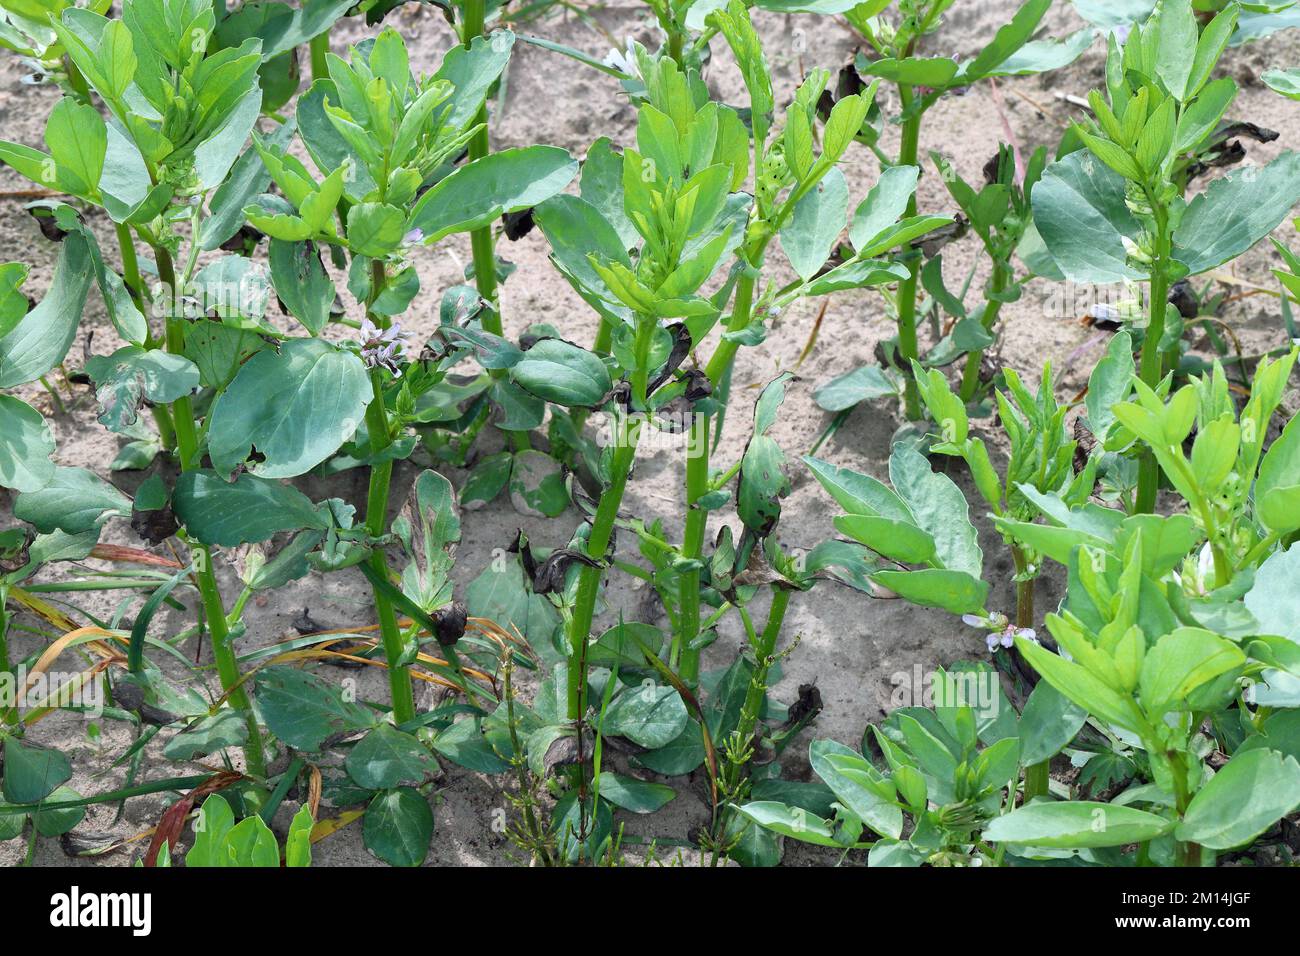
1135 204 1172 515
702 256 759 387
361 260 417 725
154 244 267 779
1022 760 1049 802
37 376 66 416
736 588 790 744
1171 752 1202 866
115 223 145 309
674 414 709 680
593 316 614 356
679 248 765 683
309 32 330 82
667 25 684 67
958 262 1008 402
566 304 658 722
0 585 14 728
462 0 529 452
895 86 924 421
462 0 496 323
566 433 640 724
713 588 792 855
1012 547 1050 801
117 222 177 447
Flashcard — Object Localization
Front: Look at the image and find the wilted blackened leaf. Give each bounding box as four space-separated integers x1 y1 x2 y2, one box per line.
1168 279 1198 319
111 680 180 726
786 683 823 727
1186 122 1278 182
732 543 796 589
653 396 695 433
506 527 539 579
61 830 122 858
141 704 181 728
130 505 178 545
532 548 601 595
432 600 467 646
360 0 454 26
28 205 72 242
645 323 693 396
817 61 866 122
502 207 536 241
916 215 969 258
292 607 325 635
1217 121 1280 145
109 680 145 712
541 731 585 776
1072 416 1097 475
682 369 712 402
220 223 264 253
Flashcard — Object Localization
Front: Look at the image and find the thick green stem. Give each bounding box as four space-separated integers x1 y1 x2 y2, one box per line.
667 26 684 67
896 88 924 421
115 223 145 309
1022 760 1049 802
1175 839 1202 866
566 433 640 723
118 223 176 447
0 585 13 728
680 252 764 683
462 0 529 451
674 414 709 682
958 263 1008 402
566 304 658 722
462 0 495 323
1135 206 1172 515
736 588 790 743
154 246 267 778
361 260 417 725
309 32 330 82
1171 752 1202 866
702 249 761 389
1013 548 1050 801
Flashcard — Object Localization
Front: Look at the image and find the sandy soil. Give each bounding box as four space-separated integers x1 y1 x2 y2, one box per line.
2 0 1299 866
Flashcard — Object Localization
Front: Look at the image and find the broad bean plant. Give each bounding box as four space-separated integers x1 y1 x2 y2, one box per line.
0 0 1298 869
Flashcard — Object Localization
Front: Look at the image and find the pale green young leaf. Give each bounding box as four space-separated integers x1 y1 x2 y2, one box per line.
1257 414 1300 534
1153 0 1197 99
407 146 577 244
849 164 919 251
1174 76 1236 153
1176 749 1300 850
779 166 847 281
1186 4 1238 99
986 800 1173 848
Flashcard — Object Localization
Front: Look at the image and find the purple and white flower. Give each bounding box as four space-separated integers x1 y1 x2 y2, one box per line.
962 612 1035 654
359 317 413 375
